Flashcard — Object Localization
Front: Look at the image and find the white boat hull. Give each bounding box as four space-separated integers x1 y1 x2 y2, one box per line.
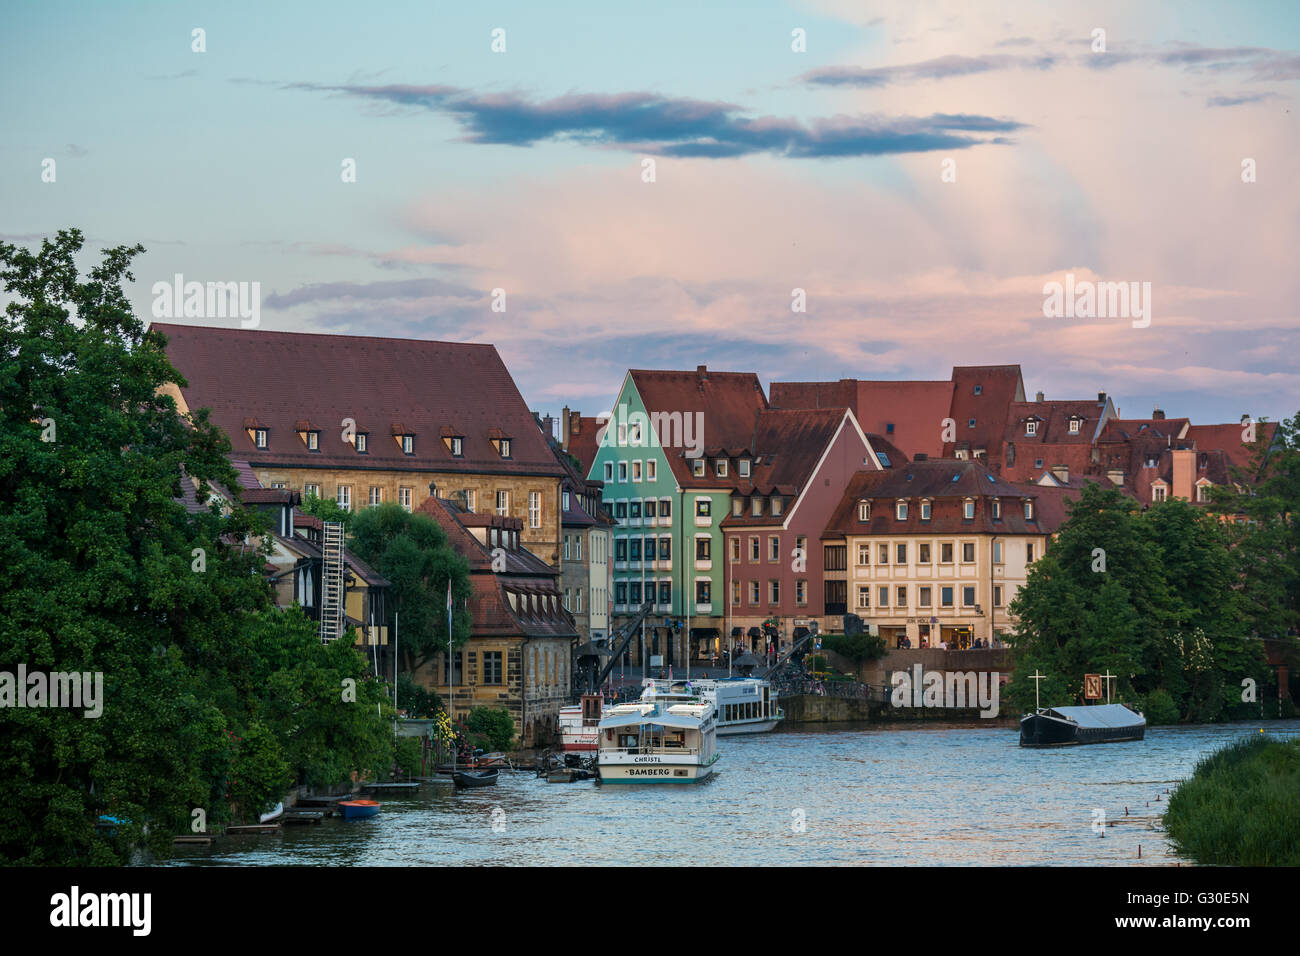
598 754 719 783
717 718 780 736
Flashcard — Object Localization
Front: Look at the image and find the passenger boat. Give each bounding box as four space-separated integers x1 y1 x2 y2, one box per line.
642 677 783 735
1019 703 1146 747
557 694 603 751
337 799 381 819
452 769 499 788
596 685 719 784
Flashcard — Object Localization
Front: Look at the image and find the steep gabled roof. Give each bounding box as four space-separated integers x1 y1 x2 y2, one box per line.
154 323 564 478
770 378 953 460
1185 422 1279 476
944 365 1025 459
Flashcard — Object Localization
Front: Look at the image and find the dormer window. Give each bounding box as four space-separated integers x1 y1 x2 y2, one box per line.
1069 418 1081 434
920 499 932 520
968 418 976 428
973 385 982 395
738 459 751 478
751 498 762 516
858 500 870 522
443 435 463 457
692 459 705 478
306 430 319 451
895 500 908 521
402 435 414 455
1024 499 1035 520
255 428 268 449
355 433 368 454
771 496 782 516
1026 420 1038 436
963 499 975 520
732 498 743 516
498 438 512 458
992 498 1001 520
716 459 728 478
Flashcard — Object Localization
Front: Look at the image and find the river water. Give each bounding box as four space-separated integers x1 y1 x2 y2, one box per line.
167 719 1300 866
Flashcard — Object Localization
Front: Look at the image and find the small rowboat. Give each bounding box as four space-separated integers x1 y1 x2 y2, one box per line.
452 769 499 788
338 799 381 819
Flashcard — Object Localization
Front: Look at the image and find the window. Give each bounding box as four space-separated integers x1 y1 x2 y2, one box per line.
645 499 656 518
769 536 780 561
270 481 286 489
749 581 760 605
771 497 782 516
962 586 976 607
629 500 641 519
304 483 320 498
941 586 954 608
941 542 954 563
564 536 571 562
629 539 641 562
751 498 763 517
964 499 975 519
647 460 656 481
659 499 671 519
749 536 760 561
629 581 641 604
563 491 571 512
896 586 907 608
1153 485 1167 502
796 580 807 605
992 498 1001 520
659 581 671 605
695 537 710 561
968 418 976 429
1197 484 1209 503
919 543 931 563
857 544 870 566
574 589 583 612
973 384 983 395
896 543 907 564
632 461 642 482
499 438 511 458
618 462 628 482
615 501 627 520
442 651 463 684
1027 542 1035 562
716 459 728 477
369 486 382 507
399 487 411 511
896 500 908 520
920 500 931 520
336 485 352 511
575 536 583 561
450 436 463 456
962 542 975 563
696 499 711 517
615 582 627 605
993 540 1003 564
730 536 741 562
1069 418 1080 434
1026 420 1037 436
402 435 414 455
878 543 889 564
878 586 889 608
496 490 509 516
739 459 751 477
769 580 780 604
255 428 267 448
356 433 368 454
918 586 932 607
1036 458 1044 470
732 580 741 605
604 462 614 482
696 580 711 604
1024 500 1035 520
483 651 503 685
692 459 705 477
304 430 318 451
529 491 541 528
858 501 871 522
615 539 627 562
994 585 1003 607
857 586 870 609
732 498 743 517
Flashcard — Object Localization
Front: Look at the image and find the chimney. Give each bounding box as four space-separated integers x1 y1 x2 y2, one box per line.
1152 407 1165 421
1171 448 1193 500
697 365 708 378
1098 392 1106 404
561 405 571 450
1035 391 1044 403
1051 463 1069 483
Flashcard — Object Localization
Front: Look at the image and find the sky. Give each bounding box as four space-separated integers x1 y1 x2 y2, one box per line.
3 0 1299 427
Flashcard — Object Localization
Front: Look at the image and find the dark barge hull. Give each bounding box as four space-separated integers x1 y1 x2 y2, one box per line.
1019 704 1146 747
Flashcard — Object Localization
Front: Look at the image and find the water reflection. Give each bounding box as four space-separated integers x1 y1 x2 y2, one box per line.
166 720 1300 867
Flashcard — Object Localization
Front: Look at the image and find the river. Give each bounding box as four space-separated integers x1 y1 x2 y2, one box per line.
166 719 1300 866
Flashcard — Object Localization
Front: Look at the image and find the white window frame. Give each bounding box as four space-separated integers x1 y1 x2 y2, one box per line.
529 491 542 529
337 485 352 512
496 490 510 516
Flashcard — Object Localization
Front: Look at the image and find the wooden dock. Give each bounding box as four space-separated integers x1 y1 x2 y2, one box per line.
282 811 325 825
173 835 215 846
295 794 352 808
226 823 281 835
361 781 422 791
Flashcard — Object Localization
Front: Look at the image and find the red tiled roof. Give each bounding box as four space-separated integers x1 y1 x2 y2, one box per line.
1185 422 1279 476
770 378 953 460
629 366 768 486
154 323 564 479
944 365 1025 459
566 415 602 476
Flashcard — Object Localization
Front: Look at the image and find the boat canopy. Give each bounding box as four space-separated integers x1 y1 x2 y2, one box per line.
598 711 704 730
1049 704 1144 728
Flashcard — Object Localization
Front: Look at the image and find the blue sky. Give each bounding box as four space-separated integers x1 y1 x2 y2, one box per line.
3 0 1299 427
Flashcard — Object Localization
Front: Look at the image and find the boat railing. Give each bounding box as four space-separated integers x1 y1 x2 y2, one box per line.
600 745 704 757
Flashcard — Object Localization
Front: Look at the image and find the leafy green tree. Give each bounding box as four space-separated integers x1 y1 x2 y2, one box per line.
348 503 472 669
465 706 515 752
300 492 353 529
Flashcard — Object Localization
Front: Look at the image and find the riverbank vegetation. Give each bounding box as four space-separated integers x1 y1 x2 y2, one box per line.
1164 734 1300 865
0 231 401 864
1005 410 1300 723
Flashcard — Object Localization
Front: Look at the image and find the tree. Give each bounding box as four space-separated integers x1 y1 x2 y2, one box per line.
348 503 473 669
300 491 353 529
